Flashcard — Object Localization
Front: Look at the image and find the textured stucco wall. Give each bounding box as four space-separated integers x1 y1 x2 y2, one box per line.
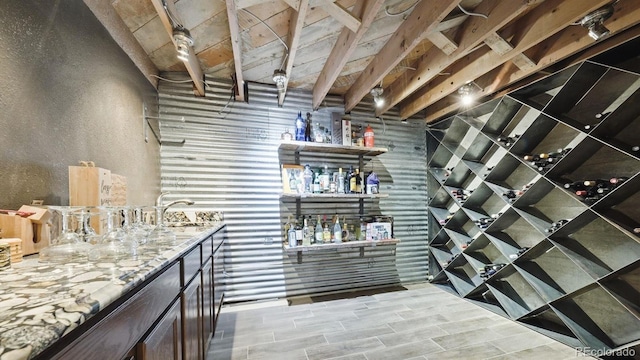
0 0 160 208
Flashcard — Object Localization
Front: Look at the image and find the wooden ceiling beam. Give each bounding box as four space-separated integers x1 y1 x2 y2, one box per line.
425 8 640 125
427 32 458 56
225 0 246 101
481 0 640 96
400 0 612 119
82 0 159 89
278 0 310 106
311 0 385 110
343 0 460 112
150 0 205 96
319 0 361 33
483 33 536 70
236 0 271 10
379 0 542 116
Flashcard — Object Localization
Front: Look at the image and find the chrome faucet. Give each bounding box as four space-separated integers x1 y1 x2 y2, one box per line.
155 192 194 215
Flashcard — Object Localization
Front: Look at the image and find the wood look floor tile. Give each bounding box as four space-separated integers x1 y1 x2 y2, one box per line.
353 303 411 318
387 313 451 332
362 339 443 360
323 325 395 343
247 334 326 358
274 321 344 341
376 325 448 347
430 328 503 350
424 343 505 360
207 346 248 360
213 331 275 350
488 331 554 354
304 337 385 360
437 316 500 335
339 312 405 331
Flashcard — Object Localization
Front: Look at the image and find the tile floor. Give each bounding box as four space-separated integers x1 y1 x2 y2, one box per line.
207 283 592 360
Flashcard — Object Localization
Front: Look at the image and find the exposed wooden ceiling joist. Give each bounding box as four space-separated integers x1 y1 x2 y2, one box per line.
83 0 159 88
427 31 458 56
312 0 385 110
225 0 245 101
319 0 361 33
278 0 310 106
400 0 612 119
343 0 461 112
149 0 205 96
424 1 640 123
379 0 543 116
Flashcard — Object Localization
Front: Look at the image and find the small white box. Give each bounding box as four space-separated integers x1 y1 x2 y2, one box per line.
331 113 342 144
342 120 352 145
366 222 392 241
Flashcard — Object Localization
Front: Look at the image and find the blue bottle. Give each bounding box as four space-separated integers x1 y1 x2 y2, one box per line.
295 111 305 141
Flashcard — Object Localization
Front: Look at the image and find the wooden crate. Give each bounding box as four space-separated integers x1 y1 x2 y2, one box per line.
0 238 23 263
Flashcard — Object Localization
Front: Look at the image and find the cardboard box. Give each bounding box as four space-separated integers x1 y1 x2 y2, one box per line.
366 222 392 241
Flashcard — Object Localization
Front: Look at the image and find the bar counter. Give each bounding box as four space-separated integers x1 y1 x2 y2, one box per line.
0 224 225 360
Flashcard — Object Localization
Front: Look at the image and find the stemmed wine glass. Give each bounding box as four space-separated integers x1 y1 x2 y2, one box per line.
89 206 138 261
76 207 101 244
39 206 92 263
147 206 177 248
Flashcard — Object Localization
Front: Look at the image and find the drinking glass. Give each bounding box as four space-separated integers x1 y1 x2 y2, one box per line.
89 207 138 261
147 206 177 247
39 206 92 263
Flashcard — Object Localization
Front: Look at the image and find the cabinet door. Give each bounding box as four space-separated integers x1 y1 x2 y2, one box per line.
201 258 214 355
213 248 224 331
138 299 182 360
182 274 202 360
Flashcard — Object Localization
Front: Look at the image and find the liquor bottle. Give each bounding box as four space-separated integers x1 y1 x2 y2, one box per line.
524 154 540 162
287 217 297 248
349 167 357 193
313 122 323 143
295 111 305 141
313 172 321 193
315 216 323 244
304 113 312 142
322 216 331 242
359 217 367 241
333 215 342 243
320 165 330 192
303 165 313 193
337 168 345 194
355 168 362 193
302 217 311 246
281 129 293 141
295 218 303 244
364 124 374 147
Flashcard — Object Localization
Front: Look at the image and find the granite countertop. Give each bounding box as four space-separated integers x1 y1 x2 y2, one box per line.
0 224 223 360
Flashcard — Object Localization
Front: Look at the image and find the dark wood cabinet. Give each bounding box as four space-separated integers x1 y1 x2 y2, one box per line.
34 225 227 360
138 300 182 360
182 271 203 360
201 258 214 357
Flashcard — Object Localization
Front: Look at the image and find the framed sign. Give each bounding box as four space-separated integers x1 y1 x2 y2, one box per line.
281 164 304 194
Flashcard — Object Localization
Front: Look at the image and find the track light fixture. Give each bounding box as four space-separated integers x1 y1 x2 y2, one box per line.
371 85 384 108
173 28 194 62
458 82 476 106
580 5 614 41
272 69 287 94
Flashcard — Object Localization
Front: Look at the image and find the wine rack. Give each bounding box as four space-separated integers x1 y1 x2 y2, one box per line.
427 60 640 354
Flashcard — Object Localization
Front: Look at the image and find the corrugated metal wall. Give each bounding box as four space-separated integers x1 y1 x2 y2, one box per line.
157 74 428 303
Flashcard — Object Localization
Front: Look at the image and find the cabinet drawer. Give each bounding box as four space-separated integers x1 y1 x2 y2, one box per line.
182 244 201 287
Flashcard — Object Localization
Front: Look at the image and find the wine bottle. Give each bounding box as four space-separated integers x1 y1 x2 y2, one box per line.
315 216 323 244
354 168 362 193
524 154 540 162
609 177 629 187
564 181 586 191
583 179 607 187
333 215 342 243
302 217 311 246
347 166 355 193
304 113 312 142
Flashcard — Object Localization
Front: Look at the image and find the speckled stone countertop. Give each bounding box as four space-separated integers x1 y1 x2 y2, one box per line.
0 224 223 360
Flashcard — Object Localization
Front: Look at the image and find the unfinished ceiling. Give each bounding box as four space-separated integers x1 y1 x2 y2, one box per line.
89 0 640 122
